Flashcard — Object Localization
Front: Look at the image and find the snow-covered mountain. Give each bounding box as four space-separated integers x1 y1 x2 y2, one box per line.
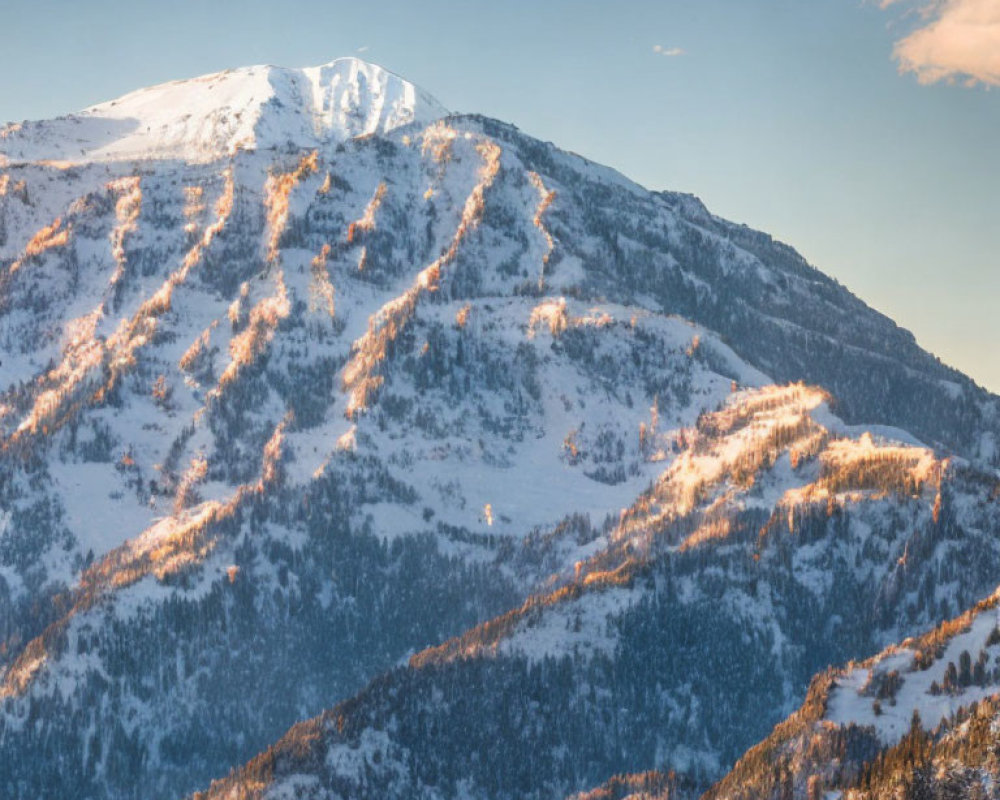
0 58 998 800
0 57 447 165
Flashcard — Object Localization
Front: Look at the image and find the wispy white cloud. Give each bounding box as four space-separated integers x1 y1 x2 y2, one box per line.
652 44 686 57
882 0 1000 87
357 45 370 53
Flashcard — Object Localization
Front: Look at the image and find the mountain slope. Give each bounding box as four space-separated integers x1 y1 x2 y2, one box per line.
0 59 997 799
703 586 1000 800
193 386 1000 799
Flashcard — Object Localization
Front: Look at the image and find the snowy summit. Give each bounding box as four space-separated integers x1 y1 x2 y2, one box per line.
0 57 448 165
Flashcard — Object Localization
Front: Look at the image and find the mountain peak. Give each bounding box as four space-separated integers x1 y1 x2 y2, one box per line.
0 57 447 165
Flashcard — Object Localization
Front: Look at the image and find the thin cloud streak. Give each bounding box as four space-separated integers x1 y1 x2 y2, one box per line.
652 44 686 57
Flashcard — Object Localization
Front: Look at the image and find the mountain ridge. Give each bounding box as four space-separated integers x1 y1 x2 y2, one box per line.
0 57 448 165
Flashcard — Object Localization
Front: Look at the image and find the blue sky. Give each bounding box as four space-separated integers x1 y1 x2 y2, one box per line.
2 0 998 390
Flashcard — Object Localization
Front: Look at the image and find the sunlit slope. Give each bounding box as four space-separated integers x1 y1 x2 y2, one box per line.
703 583 1000 800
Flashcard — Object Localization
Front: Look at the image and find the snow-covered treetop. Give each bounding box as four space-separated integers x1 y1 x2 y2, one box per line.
0 57 448 165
